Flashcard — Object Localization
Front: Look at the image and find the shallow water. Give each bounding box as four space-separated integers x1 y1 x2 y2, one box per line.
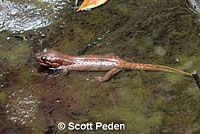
0 0 67 33
1 0 200 134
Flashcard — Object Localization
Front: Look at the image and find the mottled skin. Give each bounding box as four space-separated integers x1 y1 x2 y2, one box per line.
35 49 192 82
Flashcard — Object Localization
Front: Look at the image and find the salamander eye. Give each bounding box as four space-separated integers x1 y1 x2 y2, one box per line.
41 56 46 62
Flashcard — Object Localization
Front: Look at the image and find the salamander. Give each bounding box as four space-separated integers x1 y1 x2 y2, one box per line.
35 48 192 82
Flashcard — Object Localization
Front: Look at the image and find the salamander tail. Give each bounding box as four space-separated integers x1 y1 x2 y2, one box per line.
120 62 192 77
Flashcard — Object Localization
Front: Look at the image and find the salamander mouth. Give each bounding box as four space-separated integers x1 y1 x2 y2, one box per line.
35 57 60 68
38 62 49 66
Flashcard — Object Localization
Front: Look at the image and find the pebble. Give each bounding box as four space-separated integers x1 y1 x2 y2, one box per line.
155 46 166 56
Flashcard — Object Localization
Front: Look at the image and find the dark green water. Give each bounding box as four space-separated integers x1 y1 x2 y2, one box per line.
1 0 200 133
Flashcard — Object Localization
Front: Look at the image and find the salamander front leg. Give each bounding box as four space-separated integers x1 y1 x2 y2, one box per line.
58 66 69 76
95 68 122 82
74 0 79 9
48 66 69 78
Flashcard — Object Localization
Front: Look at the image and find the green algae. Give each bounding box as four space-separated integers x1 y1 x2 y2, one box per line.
73 26 96 44
18 65 38 85
184 87 200 99
0 33 7 42
0 41 30 66
0 92 6 105
88 86 163 133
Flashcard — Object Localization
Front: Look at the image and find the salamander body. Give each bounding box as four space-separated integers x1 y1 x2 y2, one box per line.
35 49 192 82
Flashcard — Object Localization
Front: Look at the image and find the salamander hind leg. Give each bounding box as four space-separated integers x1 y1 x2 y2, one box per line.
94 68 121 82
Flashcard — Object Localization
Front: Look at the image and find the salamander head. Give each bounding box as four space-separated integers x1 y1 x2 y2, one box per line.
35 48 62 68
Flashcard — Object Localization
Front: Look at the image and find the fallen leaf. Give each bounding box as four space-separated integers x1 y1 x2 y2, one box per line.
77 0 109 12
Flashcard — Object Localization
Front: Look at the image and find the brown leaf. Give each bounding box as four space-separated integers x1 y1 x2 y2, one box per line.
77 0 109 12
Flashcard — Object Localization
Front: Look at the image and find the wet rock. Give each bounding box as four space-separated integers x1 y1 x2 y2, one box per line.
0 0 68 33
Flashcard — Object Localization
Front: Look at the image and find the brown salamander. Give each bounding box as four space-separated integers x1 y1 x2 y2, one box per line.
35 48 192 82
